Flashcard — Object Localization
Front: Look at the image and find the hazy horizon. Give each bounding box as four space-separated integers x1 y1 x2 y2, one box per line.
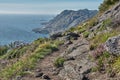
0 0 103 15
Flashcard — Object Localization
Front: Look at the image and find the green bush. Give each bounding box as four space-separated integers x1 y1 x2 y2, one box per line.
92 51 110 72
113 57 120 72
68 27 77 32
83 31 90 38
0 46 8 56
78 28 86 33
1 47 28 59
54 57 65 68
88 17 98 27
90 44 97 50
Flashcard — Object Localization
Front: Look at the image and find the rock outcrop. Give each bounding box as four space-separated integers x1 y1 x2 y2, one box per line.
50 32 63 40
90 2 120 33
100 2 120 24
105 34 120 56
33 9 97 34
58 38 95 80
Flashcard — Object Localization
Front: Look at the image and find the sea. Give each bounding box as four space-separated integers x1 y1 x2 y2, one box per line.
0 14 54 45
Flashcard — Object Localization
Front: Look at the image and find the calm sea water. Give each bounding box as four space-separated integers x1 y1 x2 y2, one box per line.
0 14 54 45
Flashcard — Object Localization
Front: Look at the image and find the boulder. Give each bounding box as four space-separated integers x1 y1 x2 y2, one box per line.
63 35 71 41
42 74 50 80
34 72 43 78
50 32 63 40
60 32 79 41
15 76 22 80
66 32 80 38
59 61 84 80
105 35 120 56
59 39 95 80
64 40 73 46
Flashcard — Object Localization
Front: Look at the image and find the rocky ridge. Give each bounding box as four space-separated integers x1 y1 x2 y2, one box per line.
33 9 97 34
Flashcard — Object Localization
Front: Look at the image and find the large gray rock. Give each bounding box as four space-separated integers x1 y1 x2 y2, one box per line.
105 35 120 56
66 32 80 38
50 32 63 40
34 72 43 78
59 39 95 80
33 9 97 34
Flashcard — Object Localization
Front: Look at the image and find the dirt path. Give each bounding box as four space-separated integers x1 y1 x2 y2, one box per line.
22 44 67 80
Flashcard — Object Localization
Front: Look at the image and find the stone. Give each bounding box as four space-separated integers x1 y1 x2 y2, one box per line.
42 74 50 79
58 39 95 80
66 32 80 38
105 35 120 56
50 32 63 40
73 37 78 40
64 35 71 41
15 76 22 80
64 40 73 46
34 72 43 78
35 69 41 72
66 56 75 61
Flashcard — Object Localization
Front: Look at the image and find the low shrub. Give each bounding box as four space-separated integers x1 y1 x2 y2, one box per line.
88 17 98 27
78 28 86 34
90 43 97 50
113 57 120 72
91 44 106 59
1 47 28 59
83 31 90 38
91 30 119 47
54 57 65 68
91 50 111 73
0 46 8 56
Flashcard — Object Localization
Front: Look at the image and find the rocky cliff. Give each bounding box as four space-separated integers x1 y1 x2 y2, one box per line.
33 9 97 34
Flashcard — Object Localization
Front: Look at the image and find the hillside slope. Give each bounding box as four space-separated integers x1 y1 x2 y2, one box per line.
0 0 120 80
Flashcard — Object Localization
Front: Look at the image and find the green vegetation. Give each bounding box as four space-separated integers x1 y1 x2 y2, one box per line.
54 57 65 68
83 31 90 38
89 43 97 50
91 50 120 75
91 51 111 72
90 30 119 48
1 47 28 59
99 0 119 13
113 57 120 72
0 46 8 56
68 27 78 32
0 39 63 80
65 22 88 34
98 18 112 31
87 17 98 27
78 27 86 34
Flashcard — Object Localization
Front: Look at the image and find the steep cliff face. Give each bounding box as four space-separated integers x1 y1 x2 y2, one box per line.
33 9 97 34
